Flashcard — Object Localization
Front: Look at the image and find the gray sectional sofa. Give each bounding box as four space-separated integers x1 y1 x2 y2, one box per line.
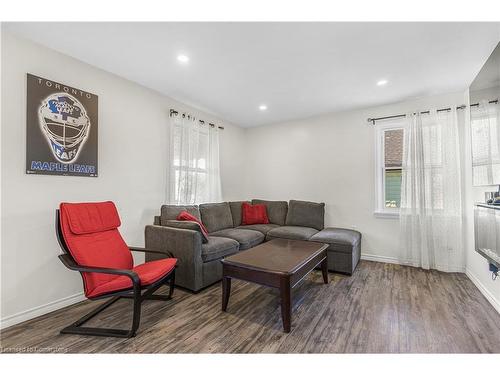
145 199 361 292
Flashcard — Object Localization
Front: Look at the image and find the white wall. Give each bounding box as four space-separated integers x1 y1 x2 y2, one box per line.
240 92 466 262
0 31 246 327
241 89 499 312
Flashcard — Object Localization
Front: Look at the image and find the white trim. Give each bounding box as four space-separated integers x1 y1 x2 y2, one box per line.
361 253 465 272
373 210 400 219
465 268 500 315
361 253 402 264
0 292 85 330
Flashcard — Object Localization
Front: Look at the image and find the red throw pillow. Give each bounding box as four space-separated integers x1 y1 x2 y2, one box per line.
176 211 210 239
241 202 270 225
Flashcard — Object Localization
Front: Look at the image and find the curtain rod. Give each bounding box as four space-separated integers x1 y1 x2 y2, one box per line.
170 109 225 130
367 99 498 125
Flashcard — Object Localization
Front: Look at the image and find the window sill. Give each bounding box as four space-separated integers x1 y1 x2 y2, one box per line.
374 210 400 219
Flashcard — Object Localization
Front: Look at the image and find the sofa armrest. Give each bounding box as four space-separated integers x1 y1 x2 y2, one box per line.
144 225 203 290
145 225 202 259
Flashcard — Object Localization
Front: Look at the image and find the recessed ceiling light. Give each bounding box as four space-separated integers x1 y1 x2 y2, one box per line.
177 54 189 63
259 105 267 111
377 79 388 86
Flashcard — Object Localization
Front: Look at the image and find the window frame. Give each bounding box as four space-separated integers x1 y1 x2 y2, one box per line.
374 119 406 219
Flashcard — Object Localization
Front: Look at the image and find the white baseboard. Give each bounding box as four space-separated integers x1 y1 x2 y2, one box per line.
0 292 85 330
465 268 500 315
361 253 402 265
361 254 465 272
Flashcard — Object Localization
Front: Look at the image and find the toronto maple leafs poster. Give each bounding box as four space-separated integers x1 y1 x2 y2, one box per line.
26 73 98 177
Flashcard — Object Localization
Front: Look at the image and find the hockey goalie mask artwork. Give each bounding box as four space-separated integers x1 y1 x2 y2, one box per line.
38 93 91 163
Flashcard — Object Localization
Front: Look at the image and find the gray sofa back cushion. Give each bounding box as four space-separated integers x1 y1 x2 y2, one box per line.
164 220 209 243
229 201 250 227
160 205 200 226
199 202 234 233
285 200 325 230
251 199 288 226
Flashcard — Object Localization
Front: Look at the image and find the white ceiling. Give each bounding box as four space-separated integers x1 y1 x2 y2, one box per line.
4 22 500 127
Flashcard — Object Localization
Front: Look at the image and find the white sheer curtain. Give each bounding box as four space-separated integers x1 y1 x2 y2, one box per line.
168 113 222 205
399 108 464 272
470 100 500 186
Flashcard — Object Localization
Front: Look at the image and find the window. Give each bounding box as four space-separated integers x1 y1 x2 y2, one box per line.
171 123 209 204
375 120 405 218
169 114 222 205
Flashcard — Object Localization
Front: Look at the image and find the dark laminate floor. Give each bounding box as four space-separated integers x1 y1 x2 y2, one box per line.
1 260 500 353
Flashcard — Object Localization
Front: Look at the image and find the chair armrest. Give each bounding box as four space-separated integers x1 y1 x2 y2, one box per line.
58 254 140 286
129 246 166 255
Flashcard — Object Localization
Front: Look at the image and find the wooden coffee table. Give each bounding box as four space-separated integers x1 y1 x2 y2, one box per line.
221 238 329 332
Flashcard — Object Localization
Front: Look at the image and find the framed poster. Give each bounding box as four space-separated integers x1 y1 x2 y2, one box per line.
26 73 98 177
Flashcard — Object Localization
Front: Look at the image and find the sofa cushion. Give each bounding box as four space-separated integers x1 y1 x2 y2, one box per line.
160 204 200 226
201 236 240 263
266 226 319 241
229 201 249 227
242 202 270 225
309 227 361 254
236 223 280 235
199 202 234 233
285 200 325 231
164 220 209 244
211 228 265 250
177 211 209 240
252 199 288 226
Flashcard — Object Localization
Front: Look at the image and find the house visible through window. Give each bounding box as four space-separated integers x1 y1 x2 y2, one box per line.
375 119 405 217
384 129 403 208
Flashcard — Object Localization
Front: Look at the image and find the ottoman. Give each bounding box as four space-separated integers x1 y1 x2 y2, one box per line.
310 227 361 275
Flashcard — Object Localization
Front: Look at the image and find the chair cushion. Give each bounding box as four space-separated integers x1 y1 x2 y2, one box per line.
199 202 233 233
241 202 270 225
285 200 325 231
60 202 134 298
252 199 288 225
62 201 121 234
236 223 280 235
211 228 265 250
164 220 209 244
87 258 177 298
229 201 250 227
201 236 240 262
309 228 361 254
160 205 200 226
266 226 319 241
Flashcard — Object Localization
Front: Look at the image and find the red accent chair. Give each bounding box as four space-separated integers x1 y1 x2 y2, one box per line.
56 201 177 338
